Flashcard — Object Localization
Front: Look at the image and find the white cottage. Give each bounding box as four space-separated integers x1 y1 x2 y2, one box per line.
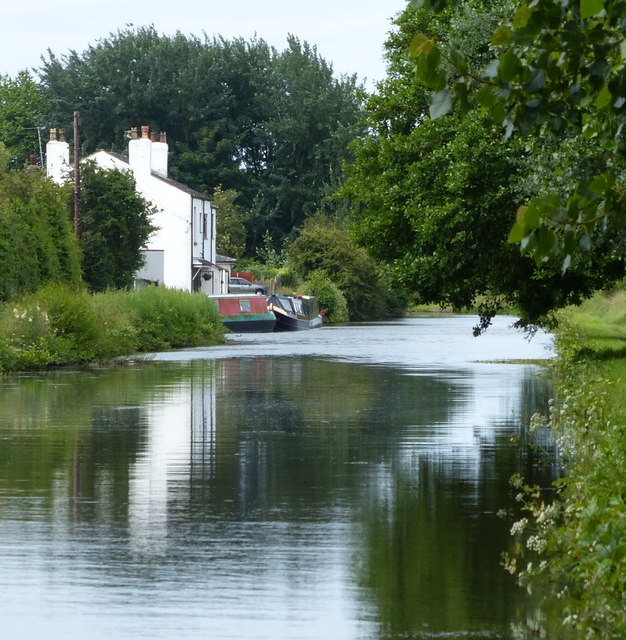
46 125 228 295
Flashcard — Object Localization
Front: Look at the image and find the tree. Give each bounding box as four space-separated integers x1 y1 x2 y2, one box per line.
79 161 155 292
0 144 81 301
342 2 626 329
410 0 626 269
39 28 365 254
0 72 48 168
288 216 405 321
213 185 247 259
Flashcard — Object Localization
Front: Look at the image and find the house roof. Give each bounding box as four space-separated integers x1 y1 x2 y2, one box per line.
94 150 212 201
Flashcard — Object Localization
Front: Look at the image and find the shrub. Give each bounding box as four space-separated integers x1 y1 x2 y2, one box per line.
120 286 225 351
299 271 348 325
0 285 225 372
287 216 407 321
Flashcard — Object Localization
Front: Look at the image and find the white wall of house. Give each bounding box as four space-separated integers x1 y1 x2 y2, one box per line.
96 134 227 293
47 126 227 295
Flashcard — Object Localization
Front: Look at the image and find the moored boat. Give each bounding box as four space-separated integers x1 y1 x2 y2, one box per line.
267 294 323 331
211 294 276 333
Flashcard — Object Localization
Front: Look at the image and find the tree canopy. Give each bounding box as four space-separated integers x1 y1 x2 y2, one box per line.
342 1 626 329
411 0 626 269
39 27 365 254
0 72 47 169
288 216 405 321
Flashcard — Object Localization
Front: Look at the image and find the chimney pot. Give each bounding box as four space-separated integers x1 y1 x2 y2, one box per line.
141 125 150 139
59 129 66 143
49 128 57 142
130 127 138 140
150 131 157 142
160 132 167 143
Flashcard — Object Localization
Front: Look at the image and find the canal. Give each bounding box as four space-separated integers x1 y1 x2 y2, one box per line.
0 316 557 639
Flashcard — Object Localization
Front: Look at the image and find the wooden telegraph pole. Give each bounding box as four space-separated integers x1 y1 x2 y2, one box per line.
73 110 81 237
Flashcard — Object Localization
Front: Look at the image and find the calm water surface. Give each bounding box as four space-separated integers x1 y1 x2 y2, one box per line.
0 316 557 639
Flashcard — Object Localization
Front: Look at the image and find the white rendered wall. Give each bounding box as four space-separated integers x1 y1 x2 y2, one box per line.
90 151 192 290
136 175 192 291
46 140 70 185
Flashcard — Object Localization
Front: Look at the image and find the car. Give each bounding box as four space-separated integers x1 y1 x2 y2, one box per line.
228 276 267 295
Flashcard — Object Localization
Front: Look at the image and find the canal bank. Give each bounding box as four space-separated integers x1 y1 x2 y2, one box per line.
507 292 626 639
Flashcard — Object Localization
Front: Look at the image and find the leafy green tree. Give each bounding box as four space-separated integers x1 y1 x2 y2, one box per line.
0 144 81 301
343 2 626 329
288 216 405 321
411 0 626 268
0 72 48 168
79 161 155 292
40 28 365 254
213 185 247 259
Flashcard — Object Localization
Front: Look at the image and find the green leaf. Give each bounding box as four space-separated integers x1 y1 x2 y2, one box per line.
523 68 546 92
498 50 523 83
589 174 608 195
429 89 452 119
409 34 434 57
580 0 605 19
476 85 497 108
492 26 512 46
596 85 612 110
513 5 532 29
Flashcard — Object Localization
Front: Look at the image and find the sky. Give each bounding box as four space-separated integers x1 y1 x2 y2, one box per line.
3 0 408 89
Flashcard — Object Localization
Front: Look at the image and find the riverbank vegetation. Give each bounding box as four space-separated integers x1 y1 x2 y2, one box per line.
505 289 626 638
0 284 225 372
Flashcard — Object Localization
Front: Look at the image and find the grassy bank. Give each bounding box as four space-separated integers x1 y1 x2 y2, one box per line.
0 284 225 372
509 290 626 638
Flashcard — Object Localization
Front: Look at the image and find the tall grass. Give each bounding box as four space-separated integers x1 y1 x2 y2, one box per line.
0 284 225 372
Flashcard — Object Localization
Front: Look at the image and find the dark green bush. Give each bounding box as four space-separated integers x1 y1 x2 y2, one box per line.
299 271 348 324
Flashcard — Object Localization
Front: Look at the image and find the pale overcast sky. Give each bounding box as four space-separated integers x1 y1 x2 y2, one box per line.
3 0 408 89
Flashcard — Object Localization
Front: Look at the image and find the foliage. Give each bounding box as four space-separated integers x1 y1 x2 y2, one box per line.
79 160 156 292
0 284 225 372
40 27 365 253
0 144 82 302
0 71 48 168
120 286 224 352
410 0 626 269
213 185 247 259
502 296 626 638
299 271 349 324
343 3 624 329
287 216 406 321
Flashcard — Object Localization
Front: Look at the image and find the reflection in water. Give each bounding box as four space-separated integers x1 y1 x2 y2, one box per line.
0 318 559 639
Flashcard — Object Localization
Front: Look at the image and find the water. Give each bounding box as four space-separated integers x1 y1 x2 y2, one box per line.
0 316 556 639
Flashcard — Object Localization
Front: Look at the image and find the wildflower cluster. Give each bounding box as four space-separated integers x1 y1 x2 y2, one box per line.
503 322 626 639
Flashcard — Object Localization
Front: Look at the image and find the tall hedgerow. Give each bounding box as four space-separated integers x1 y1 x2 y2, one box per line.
0 145 82 301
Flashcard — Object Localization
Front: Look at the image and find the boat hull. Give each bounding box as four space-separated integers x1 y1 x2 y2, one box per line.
267 294 323 331
210 295 276 333
273 312 323 331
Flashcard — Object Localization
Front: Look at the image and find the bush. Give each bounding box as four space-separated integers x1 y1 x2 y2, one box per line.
0 284 225 372
123 286 224 351
288 216 407 321
299 271 348 324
